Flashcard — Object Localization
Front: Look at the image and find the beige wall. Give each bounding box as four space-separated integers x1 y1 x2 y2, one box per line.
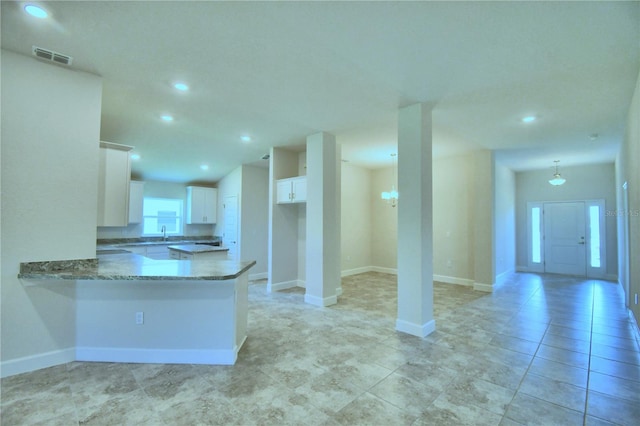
371 166 398 270
432 154 476 282
240 165 269 276
1 50 102 374
341 163 372 273
617 69 640 326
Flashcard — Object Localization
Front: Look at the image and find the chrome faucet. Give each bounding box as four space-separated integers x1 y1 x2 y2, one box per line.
161 225 167 241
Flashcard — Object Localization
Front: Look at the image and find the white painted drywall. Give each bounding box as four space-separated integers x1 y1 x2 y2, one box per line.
0 50 102 374
495 161 516 278
371 166 398 270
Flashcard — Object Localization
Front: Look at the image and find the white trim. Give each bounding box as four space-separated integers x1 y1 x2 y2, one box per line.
249 272 267 281
268 279 299 292
75 346 239 366
304 293 337 307
433 274 473 286
336 287 343 296
371 266 397 275
516 265 533 273
474 282 494 292
341 266 373 277
395 319 436 337
604 274 619 282
0 347 75 378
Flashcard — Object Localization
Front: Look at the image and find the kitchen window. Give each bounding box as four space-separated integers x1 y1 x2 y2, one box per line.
142 198 183 236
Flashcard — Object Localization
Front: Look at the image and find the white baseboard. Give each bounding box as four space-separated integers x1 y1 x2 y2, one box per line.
304 293 338 307
341 266 373 277
371 266 398 275
474 282 494 292
336 286 343 296
75 346 238 366
395 318 436 338
268 279 299 292
1 347 75 378
433 274 473 287
605 274 619 282
249 272 267 281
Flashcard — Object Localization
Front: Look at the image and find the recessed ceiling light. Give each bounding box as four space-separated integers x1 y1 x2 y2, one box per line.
240 135 251 143
161 114 174 122
200 164 209 171
173 82 189 92
589 133 599 141
130 153 141 161
522 116 537 123
24 4 48 19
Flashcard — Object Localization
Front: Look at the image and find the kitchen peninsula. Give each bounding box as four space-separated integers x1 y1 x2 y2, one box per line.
19 253 255 365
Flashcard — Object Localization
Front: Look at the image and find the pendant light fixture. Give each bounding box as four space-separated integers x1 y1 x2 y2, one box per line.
548 160 566 186
381 153 398 207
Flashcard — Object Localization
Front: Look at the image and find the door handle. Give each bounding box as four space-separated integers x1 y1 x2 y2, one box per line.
578 241 585 245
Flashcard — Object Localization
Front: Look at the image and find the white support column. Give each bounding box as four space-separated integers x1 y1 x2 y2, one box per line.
473 150 496 292
396 103 436 337
305 132 340 306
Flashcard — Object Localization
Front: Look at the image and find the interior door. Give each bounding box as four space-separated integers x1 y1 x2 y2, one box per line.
224 195 239 260
544 202 586 276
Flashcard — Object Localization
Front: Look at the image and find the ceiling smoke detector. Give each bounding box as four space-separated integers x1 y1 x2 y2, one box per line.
32 46 73 66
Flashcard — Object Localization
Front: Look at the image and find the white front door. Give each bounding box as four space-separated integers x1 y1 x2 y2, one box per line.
544 202 586 276
224 195 239 260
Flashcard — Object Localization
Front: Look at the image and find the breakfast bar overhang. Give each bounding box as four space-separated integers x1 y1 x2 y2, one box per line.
19 253 256 365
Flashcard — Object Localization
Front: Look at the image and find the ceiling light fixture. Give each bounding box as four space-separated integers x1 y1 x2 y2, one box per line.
24 4 48 19
173 82 189 92
130 153 141 161
380 153 398 207
240 135 251 143
161 114 174 122
522 116 536 123
548 160 566 186
200 164 209 171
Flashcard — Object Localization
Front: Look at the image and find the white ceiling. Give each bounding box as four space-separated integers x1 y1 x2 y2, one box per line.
2 1 639 182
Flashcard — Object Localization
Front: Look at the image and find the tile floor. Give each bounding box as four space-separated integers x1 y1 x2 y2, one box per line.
1 272 640 425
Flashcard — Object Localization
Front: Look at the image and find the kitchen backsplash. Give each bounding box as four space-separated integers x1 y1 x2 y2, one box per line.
96 223 216 239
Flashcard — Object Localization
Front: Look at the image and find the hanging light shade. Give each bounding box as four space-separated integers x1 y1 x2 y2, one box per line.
381 153 398 207
548 160 566 186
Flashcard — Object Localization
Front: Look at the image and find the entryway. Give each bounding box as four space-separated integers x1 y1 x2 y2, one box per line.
528 200 606 278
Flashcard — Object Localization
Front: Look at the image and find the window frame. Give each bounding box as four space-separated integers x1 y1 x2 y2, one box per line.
142 197 184 237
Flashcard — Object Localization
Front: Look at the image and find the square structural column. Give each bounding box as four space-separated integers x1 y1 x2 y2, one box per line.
473 150 496 292
305 132 340 306
396 103 436 337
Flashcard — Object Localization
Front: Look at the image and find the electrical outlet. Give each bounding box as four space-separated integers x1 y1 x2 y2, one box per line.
635 294 638 305
135 311 144 325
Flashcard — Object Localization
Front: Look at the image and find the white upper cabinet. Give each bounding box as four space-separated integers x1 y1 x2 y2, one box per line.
97 142 132 227
186 186 217 224
276 176 306 204
128 181 145 224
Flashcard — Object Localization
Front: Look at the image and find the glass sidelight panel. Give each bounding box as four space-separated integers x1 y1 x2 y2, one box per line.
532 207 541 264
589 205 601 268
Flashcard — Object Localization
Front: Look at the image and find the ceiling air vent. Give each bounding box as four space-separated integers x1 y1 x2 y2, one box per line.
32 46 73 66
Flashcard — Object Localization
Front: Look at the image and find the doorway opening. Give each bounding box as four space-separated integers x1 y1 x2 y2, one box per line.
527 200 606 278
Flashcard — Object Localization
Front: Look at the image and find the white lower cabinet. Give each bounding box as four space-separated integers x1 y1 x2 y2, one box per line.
169 249 228 261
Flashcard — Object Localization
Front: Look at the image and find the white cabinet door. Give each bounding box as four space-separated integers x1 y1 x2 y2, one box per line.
276 180 292 203
187 186 217 224
97 142 132 226
291 177 307 203
276 177 307 204
128 181 145 224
